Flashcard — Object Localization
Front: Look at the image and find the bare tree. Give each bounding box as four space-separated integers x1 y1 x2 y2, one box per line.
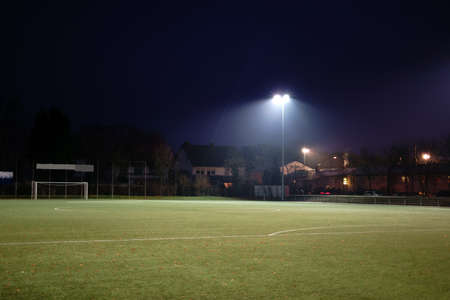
194 175 211 196
151 143 173 195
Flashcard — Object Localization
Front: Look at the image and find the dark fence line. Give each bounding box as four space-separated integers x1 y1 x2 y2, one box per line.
0 182 210 199
289 195 450 207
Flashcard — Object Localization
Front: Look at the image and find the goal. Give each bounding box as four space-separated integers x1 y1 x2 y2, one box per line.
32 181 89 200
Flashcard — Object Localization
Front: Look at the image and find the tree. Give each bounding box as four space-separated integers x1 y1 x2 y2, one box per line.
0 96 27 167
442 134 450 158
225 149 244 179
177 173 192 195
242 144 281 185
151 143 173 195
383 145 409 194
29 107 73 163
194 175 211 195
351 148 382 191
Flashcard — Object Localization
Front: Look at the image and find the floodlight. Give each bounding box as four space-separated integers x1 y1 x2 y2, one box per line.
272 94 290 105
271 92 291 200
422 153 431 160
301 147 310 154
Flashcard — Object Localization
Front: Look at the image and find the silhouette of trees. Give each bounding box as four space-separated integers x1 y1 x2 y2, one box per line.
29 107 72 163
0 96 27 166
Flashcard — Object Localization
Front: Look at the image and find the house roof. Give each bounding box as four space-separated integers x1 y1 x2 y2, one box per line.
282 161 314 175
182 144 234 167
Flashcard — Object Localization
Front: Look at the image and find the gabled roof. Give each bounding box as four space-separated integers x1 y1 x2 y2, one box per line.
182 144 234 167
282 161 314 175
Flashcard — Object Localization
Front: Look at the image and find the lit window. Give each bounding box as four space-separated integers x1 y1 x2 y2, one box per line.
343 177 349 185
401 176 409 183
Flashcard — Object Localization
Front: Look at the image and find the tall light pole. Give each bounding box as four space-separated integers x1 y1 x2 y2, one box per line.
301 147 310 166
421 153 431 196
272 94 290 200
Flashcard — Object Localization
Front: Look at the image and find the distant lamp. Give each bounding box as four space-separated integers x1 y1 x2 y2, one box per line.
422 153 431 161
301 147 310 165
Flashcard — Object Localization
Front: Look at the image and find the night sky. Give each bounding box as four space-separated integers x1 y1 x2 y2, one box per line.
6 1 450 152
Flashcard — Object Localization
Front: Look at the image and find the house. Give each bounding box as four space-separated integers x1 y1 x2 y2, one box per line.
281 161 315 194
0 171 13 184
290 157 450 195
281 161 315 176
175 143 245 181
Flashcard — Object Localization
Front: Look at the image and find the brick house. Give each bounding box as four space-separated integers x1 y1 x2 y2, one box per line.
175 143 244 184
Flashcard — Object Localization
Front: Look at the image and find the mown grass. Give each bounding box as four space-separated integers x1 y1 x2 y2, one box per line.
0 199 449 299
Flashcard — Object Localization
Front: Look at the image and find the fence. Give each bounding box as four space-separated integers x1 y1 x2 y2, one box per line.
289 195 450 207
0 160 161 199
0 159 226 199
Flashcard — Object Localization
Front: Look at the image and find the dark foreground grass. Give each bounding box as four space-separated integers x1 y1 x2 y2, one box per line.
0 199 449 299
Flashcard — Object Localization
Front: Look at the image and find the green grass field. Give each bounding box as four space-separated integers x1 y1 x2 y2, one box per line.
0 198 449 299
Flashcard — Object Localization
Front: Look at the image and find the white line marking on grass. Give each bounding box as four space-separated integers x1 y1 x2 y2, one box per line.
290 228 449 236
0 234 267 246
268 224 391 236
1 226 447 247
66 200 271 205
54 207 72 211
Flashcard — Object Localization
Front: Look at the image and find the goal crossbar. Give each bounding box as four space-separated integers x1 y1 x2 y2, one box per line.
32 181 88 200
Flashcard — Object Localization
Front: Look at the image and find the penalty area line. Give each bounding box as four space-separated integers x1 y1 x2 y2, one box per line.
0 234 267 246
1 226 447 247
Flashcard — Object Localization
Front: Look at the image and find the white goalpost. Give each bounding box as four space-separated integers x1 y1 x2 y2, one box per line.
33 163 94 200
32 181 89 200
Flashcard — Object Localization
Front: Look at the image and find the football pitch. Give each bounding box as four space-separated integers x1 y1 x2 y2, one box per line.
0 198 449 299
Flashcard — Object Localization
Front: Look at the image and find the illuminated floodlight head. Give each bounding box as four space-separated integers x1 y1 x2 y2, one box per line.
301 147 310 154
422 153 431 161
272 94 290 105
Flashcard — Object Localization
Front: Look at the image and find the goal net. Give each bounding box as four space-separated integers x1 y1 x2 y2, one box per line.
32 181 88 200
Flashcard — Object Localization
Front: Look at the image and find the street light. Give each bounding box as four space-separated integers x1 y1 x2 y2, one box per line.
272 93 290 200
301 147 310 165
421 153 431 196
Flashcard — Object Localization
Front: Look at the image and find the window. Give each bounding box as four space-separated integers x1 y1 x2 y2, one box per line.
196 170 200 174
343 177 349 185
401 176 409 183
211 170 215 175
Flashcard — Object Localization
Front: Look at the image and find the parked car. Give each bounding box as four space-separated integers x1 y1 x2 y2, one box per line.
363 191 379 196
319 191 332 195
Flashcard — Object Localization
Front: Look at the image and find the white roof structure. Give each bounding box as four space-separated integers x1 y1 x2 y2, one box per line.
281 161 315 175
36 164 94 172
0 171 13 179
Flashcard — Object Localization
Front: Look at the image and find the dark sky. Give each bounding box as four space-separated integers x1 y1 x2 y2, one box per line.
6 0 450 152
